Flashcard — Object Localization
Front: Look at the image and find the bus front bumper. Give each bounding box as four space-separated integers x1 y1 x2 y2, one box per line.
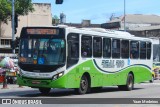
17 74 66 88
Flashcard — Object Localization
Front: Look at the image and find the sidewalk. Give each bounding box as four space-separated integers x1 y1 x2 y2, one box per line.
0 83 25 89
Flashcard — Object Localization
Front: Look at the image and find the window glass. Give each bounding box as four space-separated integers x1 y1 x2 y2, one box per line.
121 40 129 58
67 33 79 68
112 39 120 58
1 39 5 45
0 39 11 45
93 37 102 57
81 35 92 57
147 42 151 59
5 39 10 45
140 41 146 59
103 38 111 58
130 41 139 59
20 38 65 65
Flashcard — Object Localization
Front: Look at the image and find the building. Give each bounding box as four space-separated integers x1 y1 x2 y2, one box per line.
102 14 160 31
0 3 52 56
102 14 160 61
60 13 66 24
64 20 101 28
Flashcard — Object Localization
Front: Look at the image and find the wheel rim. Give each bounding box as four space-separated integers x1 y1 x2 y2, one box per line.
128 76 133 88
80 76 88 91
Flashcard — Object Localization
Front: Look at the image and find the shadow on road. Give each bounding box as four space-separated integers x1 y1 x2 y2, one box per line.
18 87 144 97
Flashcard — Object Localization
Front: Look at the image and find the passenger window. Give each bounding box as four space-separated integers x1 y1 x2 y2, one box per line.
147 42 151 59
103 38 111 58
81 35 92 57
67 33 79 68
93 37 102 57
121 40 129 58
112 39 120 58
130 41 139 59
140 41 146 59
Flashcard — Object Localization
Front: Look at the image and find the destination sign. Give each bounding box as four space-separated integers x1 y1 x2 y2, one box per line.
26 29 59 35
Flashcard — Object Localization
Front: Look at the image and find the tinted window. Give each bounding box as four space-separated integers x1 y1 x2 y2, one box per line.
112 39 120 58
140 41 146 59
67 33 79 68
130 41 139 59
103 38 111 58
93 37 102 57
147 42 151 59
81 35 92 57
121 40 129 58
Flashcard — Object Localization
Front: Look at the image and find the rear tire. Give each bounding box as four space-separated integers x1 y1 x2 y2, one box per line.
39 88 51 94
118 73 134 91
75 75 89 94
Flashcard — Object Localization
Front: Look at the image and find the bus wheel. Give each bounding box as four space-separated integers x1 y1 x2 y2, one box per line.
75 75 89 94
39 88 51 94
149 75 154 83
118 73 134 91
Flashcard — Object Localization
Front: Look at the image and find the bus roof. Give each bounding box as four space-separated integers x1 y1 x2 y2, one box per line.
64 26 152 42
22 26 152 42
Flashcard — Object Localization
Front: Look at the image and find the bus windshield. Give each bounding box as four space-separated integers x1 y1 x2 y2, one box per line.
19 38 65 65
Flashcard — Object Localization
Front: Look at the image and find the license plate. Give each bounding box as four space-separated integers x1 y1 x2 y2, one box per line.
32 81 41 84
7 72 16 76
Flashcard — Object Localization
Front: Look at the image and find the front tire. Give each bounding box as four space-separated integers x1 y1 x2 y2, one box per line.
39 88 51 94
75 75 89 94
118 73 134 91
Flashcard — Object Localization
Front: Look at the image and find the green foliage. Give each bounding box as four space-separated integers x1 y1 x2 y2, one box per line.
0 0 34 23
0 0 12 23
52 15 59 25
14 0 34 16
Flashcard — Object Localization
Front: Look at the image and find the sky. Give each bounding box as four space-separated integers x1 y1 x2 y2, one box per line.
32 0 160 24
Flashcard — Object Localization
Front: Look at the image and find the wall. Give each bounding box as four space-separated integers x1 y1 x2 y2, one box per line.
0 3 52 39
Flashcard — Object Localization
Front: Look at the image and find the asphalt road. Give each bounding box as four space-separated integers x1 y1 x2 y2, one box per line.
0 80 160 106
0 80 160 98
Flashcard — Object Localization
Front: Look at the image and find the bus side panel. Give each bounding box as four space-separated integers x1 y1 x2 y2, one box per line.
64 60 152 88
133 66 152 83
65 60 101 88
65 60 127 88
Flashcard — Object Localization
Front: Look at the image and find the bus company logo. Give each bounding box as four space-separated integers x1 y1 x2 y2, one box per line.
2 99 11 104
101 60 125 68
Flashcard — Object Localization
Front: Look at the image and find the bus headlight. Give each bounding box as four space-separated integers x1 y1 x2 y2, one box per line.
52 72 64 80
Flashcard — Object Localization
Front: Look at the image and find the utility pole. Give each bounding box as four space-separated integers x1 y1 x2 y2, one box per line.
12 0 15 54
124 0 126 31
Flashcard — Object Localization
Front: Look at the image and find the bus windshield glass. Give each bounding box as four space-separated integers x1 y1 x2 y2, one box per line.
19 38 65 65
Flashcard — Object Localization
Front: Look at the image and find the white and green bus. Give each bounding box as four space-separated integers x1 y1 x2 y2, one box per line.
17 26 153 94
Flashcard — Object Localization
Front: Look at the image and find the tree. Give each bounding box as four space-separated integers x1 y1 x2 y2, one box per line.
52 15 59 25
0 0 34 23
0 0 34 36
0 0 12 23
